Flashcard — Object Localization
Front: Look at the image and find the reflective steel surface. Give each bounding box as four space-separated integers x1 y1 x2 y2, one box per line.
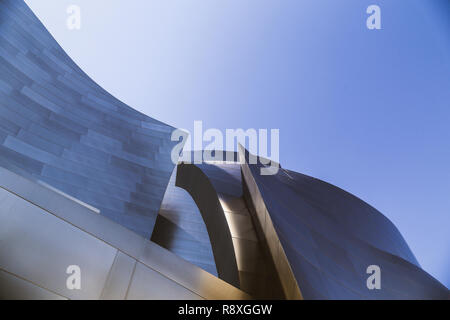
0 167 250 300
174 155 285 298
176 161 241 288
239 146 449 299
151 166 218 276
0 0 179 238
0 0 447 301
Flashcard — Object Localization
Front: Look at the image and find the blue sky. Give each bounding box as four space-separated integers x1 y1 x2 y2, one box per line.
25 0 450 288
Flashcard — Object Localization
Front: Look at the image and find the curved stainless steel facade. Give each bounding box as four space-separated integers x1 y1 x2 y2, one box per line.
0 0 448 300
151 151 285 298
0 1 249 300
178 159 285 298
151 166 218 277
0 0 177 238
0 167 249 300
239 146 449 299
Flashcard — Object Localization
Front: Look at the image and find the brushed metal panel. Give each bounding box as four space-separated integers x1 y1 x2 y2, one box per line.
0 187 117 299
224 211 258 242
0 0 181 239
176 159 285 298
239 145 449 299
176 163 240 288
100 251 136 300
138 240 250 300
151 167 217 276
0 269 67 300
126 263 203 300
0 167 251 300
0 167 148 260
231 238 264 274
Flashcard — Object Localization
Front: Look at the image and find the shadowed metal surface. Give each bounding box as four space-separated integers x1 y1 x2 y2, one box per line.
0 0 178 238
151 166 218 276
173 152 285 298
239 146 449 299
197 161 285 299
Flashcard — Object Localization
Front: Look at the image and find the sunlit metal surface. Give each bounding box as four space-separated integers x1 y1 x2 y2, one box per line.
151 166 218 276
175 162 241 288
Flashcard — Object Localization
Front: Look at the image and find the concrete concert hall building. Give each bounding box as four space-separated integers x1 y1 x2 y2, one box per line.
0 1 448 299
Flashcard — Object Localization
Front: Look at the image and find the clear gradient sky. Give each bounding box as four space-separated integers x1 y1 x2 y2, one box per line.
24 0 450 288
